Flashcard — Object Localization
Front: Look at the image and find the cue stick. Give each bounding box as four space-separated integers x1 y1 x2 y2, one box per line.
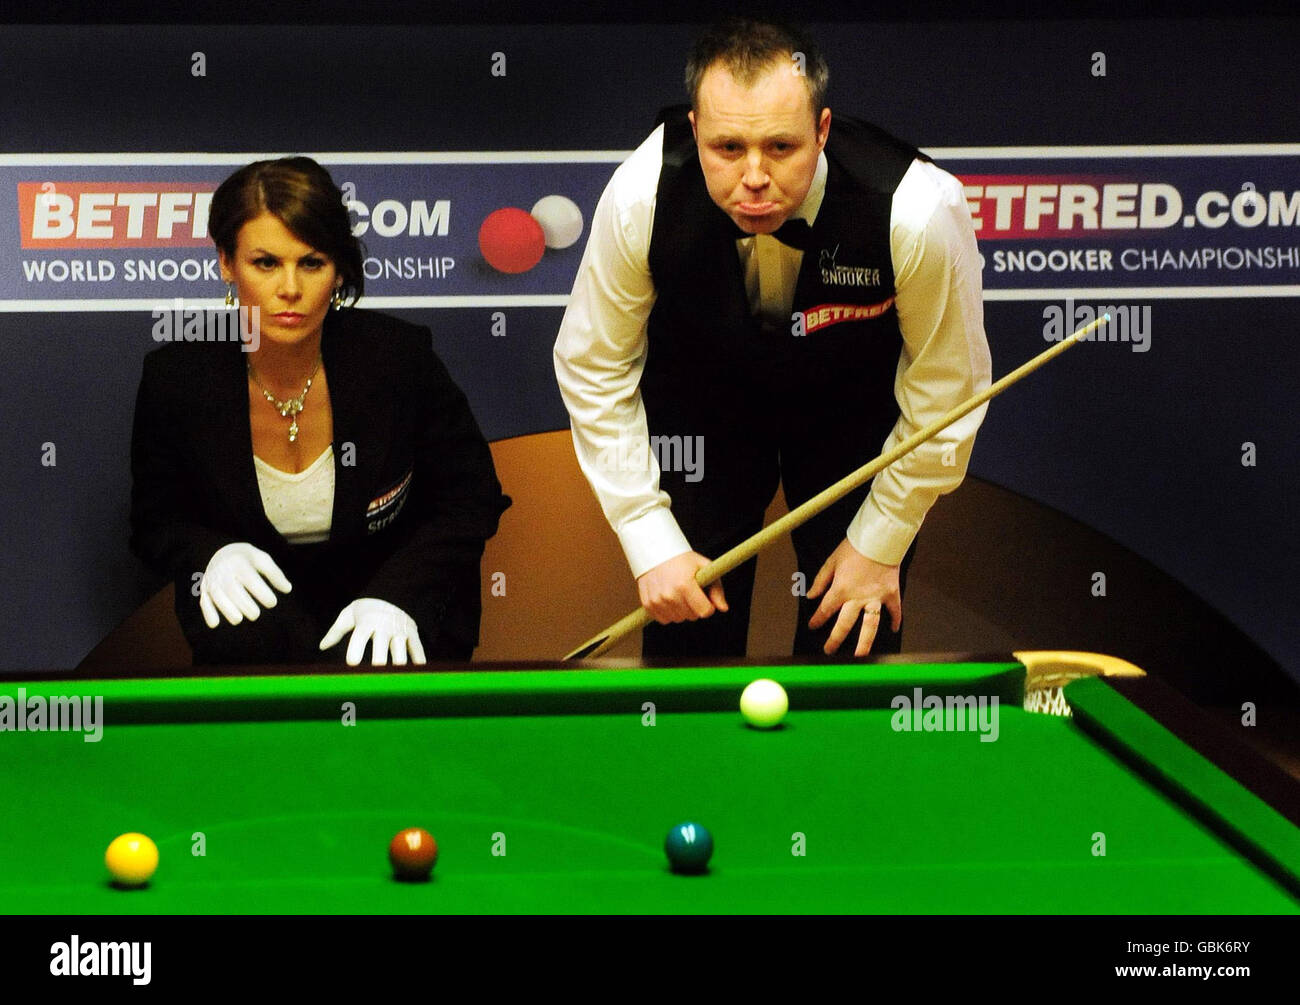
563 313 1111 660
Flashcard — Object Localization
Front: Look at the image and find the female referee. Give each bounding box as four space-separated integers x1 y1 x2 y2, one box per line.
130 157 509 666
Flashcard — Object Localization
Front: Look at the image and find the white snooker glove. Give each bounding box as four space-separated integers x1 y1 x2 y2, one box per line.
319 598 427 667
199 542 294 628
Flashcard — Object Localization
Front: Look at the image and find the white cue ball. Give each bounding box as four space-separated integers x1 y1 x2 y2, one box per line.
740 678 789 729
530 195 584 249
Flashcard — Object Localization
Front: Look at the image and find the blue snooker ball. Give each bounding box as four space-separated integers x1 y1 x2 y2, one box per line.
665 822 713 874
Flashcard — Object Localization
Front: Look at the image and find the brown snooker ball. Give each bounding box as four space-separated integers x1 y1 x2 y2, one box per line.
389 827 438 881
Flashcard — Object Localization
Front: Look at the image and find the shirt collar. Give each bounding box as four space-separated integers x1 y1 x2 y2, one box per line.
795 150 829 225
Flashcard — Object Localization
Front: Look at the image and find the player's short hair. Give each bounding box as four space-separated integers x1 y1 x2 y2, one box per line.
684 17 829 125
209 156 364 305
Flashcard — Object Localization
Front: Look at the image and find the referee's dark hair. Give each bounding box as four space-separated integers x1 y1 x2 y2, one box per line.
210 156 365 307
684 18 829 125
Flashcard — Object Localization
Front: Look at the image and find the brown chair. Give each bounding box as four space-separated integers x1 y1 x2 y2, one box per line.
78 580 191 672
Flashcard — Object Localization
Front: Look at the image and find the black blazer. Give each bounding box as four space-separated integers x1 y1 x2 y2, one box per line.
129 308 510 659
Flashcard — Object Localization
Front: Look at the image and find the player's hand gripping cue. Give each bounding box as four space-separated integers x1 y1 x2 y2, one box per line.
637 551 730 623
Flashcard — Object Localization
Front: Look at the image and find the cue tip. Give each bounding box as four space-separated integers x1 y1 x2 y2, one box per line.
563 636 610 661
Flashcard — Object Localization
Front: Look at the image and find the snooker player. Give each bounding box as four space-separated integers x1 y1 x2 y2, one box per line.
553 18 991 659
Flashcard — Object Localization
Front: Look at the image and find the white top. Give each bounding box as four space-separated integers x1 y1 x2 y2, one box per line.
253 445 334 544
553 122 993 578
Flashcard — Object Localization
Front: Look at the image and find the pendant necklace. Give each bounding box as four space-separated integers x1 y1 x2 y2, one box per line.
248 356 322 443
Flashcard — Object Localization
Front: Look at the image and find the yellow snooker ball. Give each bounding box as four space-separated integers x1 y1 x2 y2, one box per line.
105 833 158 887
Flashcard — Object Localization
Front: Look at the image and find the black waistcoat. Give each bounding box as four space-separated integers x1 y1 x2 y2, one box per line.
642 104 926 447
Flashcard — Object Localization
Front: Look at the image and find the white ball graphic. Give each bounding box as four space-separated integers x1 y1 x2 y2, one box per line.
530 195 584 249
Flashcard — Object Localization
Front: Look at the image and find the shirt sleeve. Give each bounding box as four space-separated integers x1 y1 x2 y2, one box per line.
845 158 993 565
553 125 693 579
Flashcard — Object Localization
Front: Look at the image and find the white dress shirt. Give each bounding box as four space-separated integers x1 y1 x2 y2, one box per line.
554 122 992 579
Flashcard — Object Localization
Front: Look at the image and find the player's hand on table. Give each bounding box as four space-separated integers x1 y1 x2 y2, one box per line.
198 542 293 628
319 598 427 666
637 551 728 624
807 538 901 656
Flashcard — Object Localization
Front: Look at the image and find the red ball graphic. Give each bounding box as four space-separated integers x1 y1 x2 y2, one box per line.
478 207 546 274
